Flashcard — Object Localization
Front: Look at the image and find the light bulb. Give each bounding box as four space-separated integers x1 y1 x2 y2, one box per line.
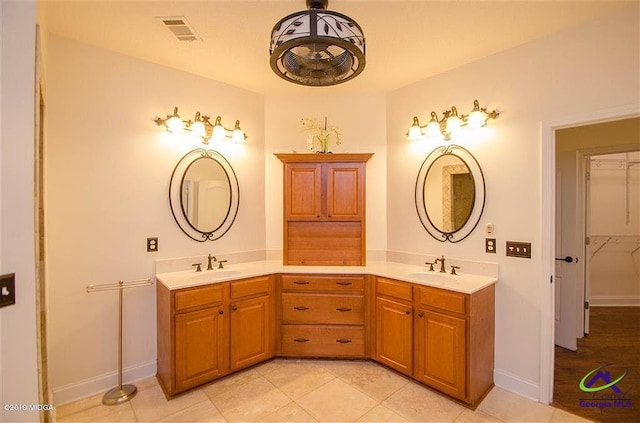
232 121 245 143
424 121 441 138
467 110 486 129
189 120 206 138
212 116 226 142
166 115 184 133
407 117 422 141
445 106 462 135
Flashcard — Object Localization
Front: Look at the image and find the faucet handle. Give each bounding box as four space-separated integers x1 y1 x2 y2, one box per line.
425 261 435 272
218 260 228 269
450 265 460 275
192 263 203 272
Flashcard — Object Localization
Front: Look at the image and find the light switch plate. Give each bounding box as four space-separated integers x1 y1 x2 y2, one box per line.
0 273 16 308
506 241 532 258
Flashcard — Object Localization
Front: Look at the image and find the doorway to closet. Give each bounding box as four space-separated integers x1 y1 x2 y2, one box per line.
553 118 639 422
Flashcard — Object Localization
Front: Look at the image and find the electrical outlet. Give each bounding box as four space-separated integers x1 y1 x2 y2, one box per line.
506 241 532 258
0 273 16 308
485 238 496 253
147 237 158 252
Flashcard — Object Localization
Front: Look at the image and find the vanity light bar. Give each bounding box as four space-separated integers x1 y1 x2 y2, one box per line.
408 100 499 142
154 107 247 144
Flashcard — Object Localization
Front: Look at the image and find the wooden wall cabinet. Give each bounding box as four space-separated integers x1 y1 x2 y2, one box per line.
279 274 367 357
157 276 274 397
276 154 373 265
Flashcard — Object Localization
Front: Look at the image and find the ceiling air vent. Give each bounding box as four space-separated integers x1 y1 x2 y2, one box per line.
157 16 200 42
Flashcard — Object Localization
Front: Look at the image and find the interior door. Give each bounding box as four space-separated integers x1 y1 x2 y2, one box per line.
555 166 577 351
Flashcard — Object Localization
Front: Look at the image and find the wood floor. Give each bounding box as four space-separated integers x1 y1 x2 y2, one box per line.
553 307 640 422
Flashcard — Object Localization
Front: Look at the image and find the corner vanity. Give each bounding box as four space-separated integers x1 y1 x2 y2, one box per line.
156 263 496 407
158 147 495 406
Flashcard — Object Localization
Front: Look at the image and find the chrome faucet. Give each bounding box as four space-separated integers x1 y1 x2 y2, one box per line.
207 254 217 270
434 256 447 273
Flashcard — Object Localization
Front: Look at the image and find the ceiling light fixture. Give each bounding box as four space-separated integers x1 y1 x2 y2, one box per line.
154 107 247 144
408 100 500 142
269 0 366 87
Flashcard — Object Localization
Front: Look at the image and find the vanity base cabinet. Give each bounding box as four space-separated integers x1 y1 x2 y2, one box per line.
230 295 272 371
175 307 228 393
375 297 413 375
374 277 414 376
278 274 368 358
413 284 495 406
157 276 274 397
414 309 465 399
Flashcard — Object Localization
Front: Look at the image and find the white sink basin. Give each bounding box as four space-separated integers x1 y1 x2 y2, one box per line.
186 269 242 283
405 272 449 285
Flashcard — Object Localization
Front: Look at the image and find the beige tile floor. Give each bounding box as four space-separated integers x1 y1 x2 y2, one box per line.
55 359 592 423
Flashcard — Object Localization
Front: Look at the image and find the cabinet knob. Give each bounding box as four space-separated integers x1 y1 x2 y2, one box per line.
231 305 238 311
405 310 411 315
418 312 424 318
218 309 224 315
328 214 332 218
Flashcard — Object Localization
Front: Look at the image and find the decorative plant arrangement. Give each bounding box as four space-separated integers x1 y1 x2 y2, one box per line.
300 117 343 153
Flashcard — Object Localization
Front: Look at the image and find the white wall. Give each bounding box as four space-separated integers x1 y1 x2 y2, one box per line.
264 93 387 260
0 1 40 422
386 5 639 400
46 35 265 404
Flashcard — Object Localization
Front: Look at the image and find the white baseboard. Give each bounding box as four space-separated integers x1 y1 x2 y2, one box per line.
590 296 640 307
494 368 540 402
52 360 157 406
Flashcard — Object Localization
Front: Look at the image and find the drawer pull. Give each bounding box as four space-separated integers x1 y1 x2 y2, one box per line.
336 338 352 344
336 281 352 286
336 307 352 312
293 281 310 285
294 338 310 343
293 306 310 311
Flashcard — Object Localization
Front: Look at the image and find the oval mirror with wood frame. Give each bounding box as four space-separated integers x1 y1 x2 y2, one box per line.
415 144 485 242
169 148 239 242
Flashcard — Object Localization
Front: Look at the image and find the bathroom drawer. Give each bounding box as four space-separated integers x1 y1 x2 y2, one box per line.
415 285 467 315
376 277 412 302
230 276 271 299
281 274 364 292
280 325 365 357
174 284 226 312
281 293 364 325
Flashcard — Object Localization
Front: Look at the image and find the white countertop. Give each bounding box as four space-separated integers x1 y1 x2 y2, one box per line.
156 260 497 294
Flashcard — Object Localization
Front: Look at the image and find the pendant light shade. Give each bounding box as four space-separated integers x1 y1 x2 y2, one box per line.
269 0 366 87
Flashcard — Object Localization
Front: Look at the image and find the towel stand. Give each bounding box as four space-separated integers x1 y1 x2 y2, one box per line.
86 278 153 405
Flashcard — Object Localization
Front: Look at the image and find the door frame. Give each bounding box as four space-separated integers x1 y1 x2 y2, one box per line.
539 104 640 404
